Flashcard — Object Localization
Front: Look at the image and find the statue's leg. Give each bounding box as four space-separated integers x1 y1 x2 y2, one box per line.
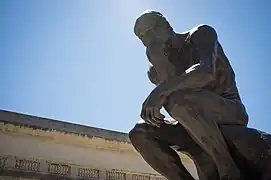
130 120 220 180
129 120 196 180
179 135 219 180
164 90 248 179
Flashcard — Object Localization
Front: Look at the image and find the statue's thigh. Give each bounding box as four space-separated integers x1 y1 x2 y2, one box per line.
132 120 194 149
164 90 245 125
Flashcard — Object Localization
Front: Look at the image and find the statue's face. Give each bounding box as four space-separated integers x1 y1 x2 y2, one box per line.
134 14 173 47
135 12 178 82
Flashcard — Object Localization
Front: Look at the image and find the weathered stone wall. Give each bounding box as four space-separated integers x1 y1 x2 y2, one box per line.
0 110 198 180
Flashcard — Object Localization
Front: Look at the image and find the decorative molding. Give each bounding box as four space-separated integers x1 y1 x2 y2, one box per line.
14 158 40 172
0 156 7 170
78 168 99 179
47 162 71 176
0 155 169 179
106 171 126 180
155 178 167 180
132 174 150 180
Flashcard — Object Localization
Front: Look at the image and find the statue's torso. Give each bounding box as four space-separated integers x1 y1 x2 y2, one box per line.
213 43 242 101
168 32 242 102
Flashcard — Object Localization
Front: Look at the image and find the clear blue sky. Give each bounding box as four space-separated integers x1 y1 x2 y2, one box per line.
1 0 270 133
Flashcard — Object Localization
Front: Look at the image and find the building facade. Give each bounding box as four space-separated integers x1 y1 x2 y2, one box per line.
0 110 198 180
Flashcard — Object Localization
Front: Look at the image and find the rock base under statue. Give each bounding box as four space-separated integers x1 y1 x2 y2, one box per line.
189 126 271 180
222 126 271 179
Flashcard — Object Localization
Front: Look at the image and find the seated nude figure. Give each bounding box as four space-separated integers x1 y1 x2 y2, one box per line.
129 10 249 180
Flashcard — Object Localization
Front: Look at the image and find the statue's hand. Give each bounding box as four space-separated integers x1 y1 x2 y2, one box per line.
147 66 161 85
141 87 166 127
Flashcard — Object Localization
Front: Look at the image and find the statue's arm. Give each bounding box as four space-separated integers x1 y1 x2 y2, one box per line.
146 51 162 85
158 24 218 96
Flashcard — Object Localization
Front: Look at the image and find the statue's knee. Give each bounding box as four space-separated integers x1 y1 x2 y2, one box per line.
128 127 139 145
167 104 188 121
129 123 148 147
165 91 200 121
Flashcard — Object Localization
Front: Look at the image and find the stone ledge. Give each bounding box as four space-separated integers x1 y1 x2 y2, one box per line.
0 123 134 154
0 109 129 142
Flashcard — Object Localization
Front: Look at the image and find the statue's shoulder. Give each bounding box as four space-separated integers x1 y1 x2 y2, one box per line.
176 24 207 41
182 24 217 36
180 24 218 45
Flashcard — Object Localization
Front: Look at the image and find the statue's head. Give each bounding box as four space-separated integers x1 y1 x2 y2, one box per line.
134 10 174 46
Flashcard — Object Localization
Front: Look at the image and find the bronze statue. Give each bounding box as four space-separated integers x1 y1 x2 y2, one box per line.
128 10 271 180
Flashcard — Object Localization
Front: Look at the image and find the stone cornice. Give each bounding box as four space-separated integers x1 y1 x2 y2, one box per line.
0 109 129 142
0 122 134 154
